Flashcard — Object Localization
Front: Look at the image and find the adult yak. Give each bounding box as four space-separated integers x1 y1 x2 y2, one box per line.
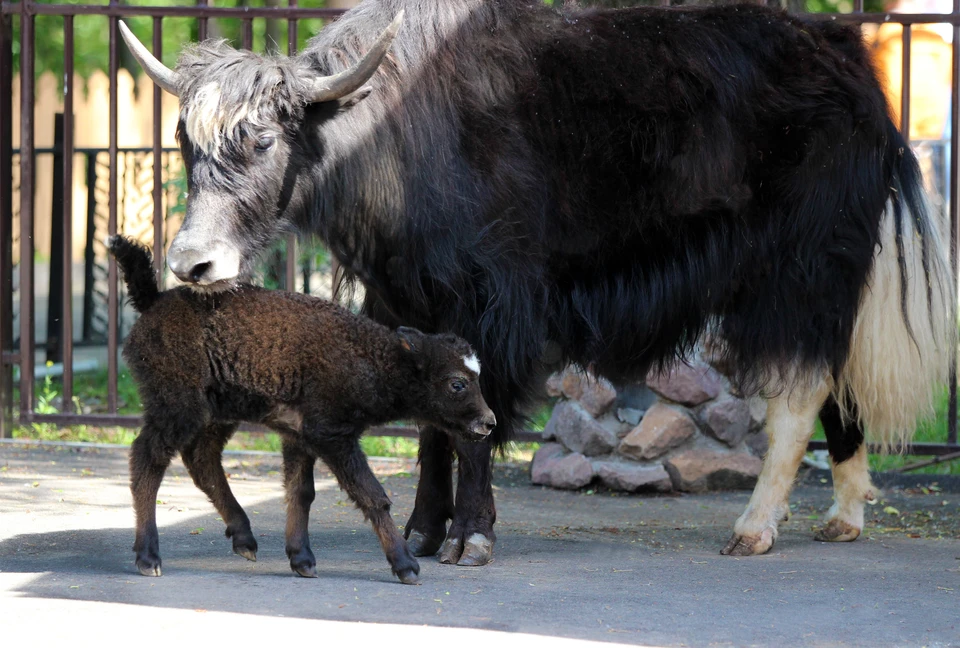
120 0 952 568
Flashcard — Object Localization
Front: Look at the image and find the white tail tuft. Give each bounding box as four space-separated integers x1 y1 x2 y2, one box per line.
836 194 955 452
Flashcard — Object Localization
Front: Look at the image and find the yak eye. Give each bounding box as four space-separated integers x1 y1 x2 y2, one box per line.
254 134 276 152
450 379 467 393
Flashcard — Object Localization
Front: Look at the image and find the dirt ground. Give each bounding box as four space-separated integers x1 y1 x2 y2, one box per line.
0 441 958 647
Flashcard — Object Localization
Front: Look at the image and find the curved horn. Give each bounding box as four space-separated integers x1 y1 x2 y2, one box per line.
118 20 180 96
305 10 404 104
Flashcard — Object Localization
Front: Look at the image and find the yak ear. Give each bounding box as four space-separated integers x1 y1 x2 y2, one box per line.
336 86 373 113
397 326 425 354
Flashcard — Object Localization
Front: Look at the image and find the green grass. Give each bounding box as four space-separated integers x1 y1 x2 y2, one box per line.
10 371 956 471
809 386 959 475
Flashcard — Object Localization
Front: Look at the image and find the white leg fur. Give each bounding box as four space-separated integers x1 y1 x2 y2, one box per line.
721 374 831 556
815 444 877 542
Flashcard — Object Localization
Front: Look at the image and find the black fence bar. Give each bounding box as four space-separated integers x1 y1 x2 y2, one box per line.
107 9 119 414
197 0 208 41
47 114 65 365
0 9 12 437
1 3 344 19
62 18 75 413
152 17 164 289
901 24 912 139
285 1 299 292
18 2 36 417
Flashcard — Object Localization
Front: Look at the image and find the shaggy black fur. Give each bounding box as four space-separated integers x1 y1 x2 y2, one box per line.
109 235 494 582
162 1 937 562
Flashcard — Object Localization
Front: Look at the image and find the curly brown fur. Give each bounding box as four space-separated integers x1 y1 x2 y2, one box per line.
108 236 494 583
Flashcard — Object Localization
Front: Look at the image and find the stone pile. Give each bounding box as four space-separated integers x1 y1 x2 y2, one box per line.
532 355 767 493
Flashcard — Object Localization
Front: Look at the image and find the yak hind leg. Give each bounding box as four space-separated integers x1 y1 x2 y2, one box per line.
815 396 876 542
438 436 496 566
722 370 831 557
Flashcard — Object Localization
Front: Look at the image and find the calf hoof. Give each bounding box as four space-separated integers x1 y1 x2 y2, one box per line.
720 527 776 557
439 532 494 566
136 556 162 577
288 546 317 578
405 528 444 557
291 562 318 578
395 563 421 585
814 519 861 543
231 533 258 562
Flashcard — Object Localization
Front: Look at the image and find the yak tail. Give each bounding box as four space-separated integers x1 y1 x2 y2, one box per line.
106 235 161 314
836 126 955 451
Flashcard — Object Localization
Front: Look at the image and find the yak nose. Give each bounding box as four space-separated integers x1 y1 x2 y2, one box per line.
167 240 242 286
168 248 214 284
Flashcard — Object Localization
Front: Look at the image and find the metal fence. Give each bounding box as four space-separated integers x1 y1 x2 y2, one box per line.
1 0 958 454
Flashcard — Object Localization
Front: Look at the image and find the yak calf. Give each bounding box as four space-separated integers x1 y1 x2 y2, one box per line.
109 235 495 584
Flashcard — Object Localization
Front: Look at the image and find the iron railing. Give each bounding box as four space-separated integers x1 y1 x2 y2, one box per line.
0 0 958 453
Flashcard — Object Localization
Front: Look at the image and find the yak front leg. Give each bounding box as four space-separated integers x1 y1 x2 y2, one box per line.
314 434 420 585
181 422 258 561
281 438 318 578
404 427 455 557
438 436 496 566
722 373 830 556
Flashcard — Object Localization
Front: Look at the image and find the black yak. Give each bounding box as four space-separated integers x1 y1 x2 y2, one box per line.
119 0 953 565
108 234 495 581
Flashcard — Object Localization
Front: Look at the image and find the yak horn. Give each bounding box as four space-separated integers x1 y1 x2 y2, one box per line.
118 21 180 96
305 10 404 104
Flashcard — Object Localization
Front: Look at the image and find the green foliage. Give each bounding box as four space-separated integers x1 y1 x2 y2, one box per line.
13 0 338 84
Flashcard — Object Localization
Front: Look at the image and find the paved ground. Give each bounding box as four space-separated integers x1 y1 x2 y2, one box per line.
1 442 958 647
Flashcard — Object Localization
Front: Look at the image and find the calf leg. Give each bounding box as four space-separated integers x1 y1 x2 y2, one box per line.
129 425 177 576
815 397 876 542
315 435 420 585
281 438 318 578
180 423 257 561
438 437 496 566
404 428 455 557
722 373 830 556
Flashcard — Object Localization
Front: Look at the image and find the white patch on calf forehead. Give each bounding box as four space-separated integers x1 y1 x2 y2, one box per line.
463 354 481 375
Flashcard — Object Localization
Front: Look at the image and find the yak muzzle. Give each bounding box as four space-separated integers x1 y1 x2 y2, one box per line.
468 410 497 438
168 239 242 287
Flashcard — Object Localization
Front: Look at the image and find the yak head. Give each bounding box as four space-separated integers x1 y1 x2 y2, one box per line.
118 15 402 289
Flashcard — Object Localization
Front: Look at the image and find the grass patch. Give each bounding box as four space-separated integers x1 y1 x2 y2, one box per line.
809 387 958 475
9 371 955 471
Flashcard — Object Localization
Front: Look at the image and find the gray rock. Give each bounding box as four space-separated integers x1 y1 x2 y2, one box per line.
745 430 769 458
619 403 697 460
701 396 752 447
664 449 762 492
646 361 723 406
544 401 618 456
531 446 593 490
616 407 644 426
593 460 673 493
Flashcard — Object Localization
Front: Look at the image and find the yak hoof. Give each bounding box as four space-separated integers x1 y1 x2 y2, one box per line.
234 545 258 562
292 563 318 578
439 533 493 566
406 530 442 557
438 536 463 564
720 527 776 557
395 566 421 585
136 559 162 577
814 519 861 543
457 533 494 566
